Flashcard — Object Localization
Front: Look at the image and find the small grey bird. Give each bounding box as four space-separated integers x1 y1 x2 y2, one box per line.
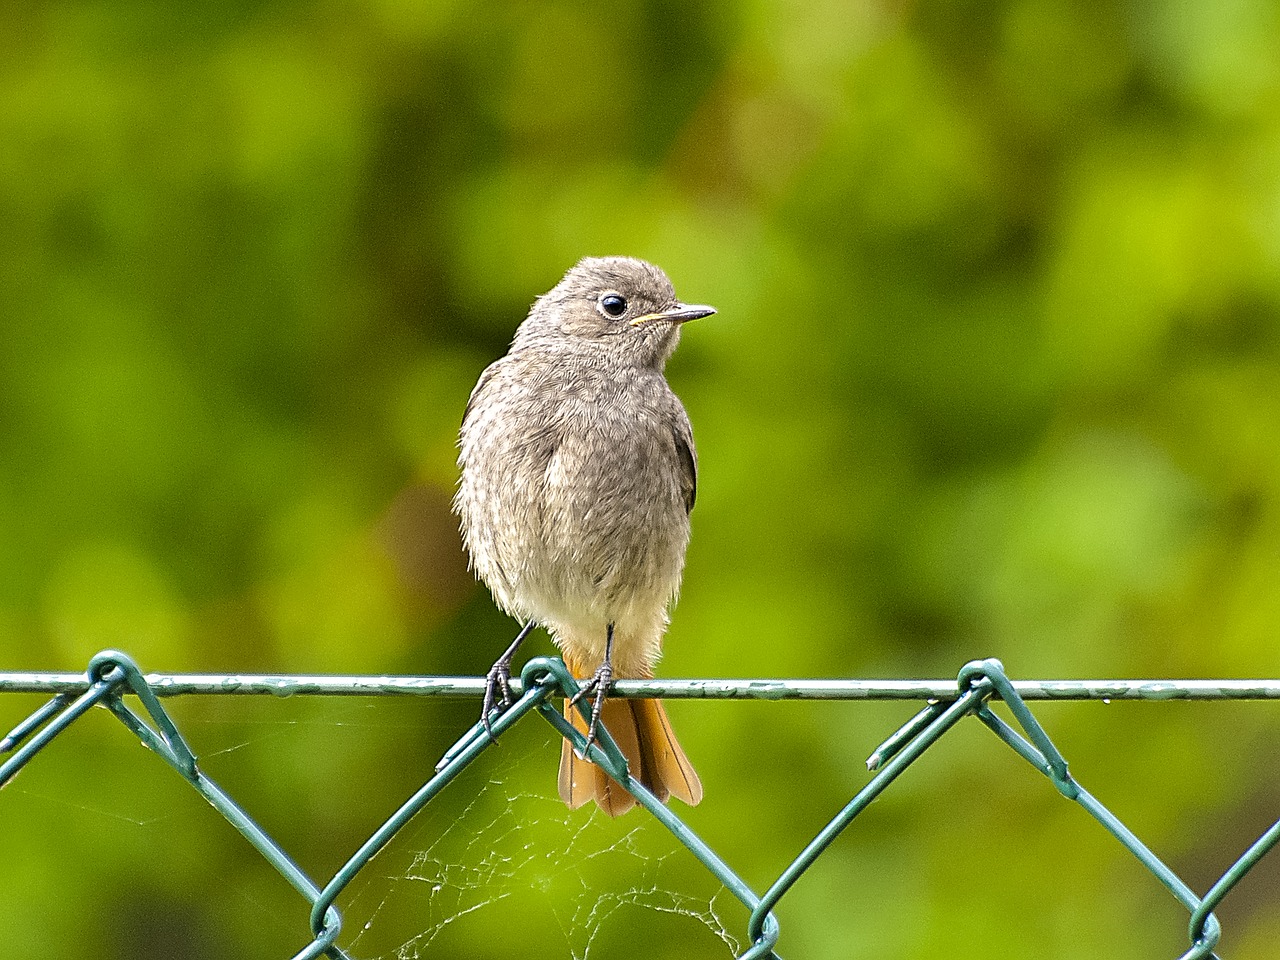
454 256 711 816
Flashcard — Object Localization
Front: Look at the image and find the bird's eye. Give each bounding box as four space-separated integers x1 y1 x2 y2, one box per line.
598 293 628 319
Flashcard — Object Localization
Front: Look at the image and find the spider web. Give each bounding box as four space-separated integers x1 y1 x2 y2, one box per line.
342 736 742 960
97 694 742 959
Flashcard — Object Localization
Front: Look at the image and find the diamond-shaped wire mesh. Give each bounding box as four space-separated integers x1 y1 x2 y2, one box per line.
3 649 1277 959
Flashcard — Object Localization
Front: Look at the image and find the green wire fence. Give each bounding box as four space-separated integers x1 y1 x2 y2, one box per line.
3 648 1279 959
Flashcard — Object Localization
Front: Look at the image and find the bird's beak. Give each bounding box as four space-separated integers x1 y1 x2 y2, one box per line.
630 303 717 327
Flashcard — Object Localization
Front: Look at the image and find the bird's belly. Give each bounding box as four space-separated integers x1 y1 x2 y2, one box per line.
459 396 691 674
512 489 688 621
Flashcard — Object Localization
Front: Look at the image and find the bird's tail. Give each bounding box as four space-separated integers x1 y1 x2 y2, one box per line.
558 655 703 817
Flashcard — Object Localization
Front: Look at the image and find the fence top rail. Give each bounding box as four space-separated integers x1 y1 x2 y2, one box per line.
1 671 1279 701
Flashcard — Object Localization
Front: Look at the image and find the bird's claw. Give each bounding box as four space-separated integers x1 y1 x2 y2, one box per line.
477 620 536 745
569 660 614 756
481 658 515 743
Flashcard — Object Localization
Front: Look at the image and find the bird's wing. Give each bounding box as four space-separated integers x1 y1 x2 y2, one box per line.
673 414 697 515
460 359 503 433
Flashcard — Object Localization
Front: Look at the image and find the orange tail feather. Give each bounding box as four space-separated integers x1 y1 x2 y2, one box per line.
557 656 703 817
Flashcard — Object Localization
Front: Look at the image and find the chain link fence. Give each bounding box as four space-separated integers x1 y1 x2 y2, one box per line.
3 648 1278 959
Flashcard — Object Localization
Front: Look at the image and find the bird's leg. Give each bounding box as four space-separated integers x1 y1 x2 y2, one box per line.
569 623 615 756
482 619 536 742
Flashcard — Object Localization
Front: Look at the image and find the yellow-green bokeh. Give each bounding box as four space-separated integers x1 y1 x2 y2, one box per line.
2 1 1279 957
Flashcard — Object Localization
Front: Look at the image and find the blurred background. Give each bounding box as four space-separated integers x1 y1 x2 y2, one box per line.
2 0 1280 957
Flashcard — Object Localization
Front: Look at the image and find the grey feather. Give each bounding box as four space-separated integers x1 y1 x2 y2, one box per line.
453 256 713 678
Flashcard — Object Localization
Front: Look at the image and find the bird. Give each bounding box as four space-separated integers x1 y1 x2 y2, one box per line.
453 255 711 816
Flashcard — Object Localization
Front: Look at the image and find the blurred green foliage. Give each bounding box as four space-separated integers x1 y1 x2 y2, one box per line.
2 0 1280 957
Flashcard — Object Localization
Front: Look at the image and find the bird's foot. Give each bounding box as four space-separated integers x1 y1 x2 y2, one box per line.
481 658 515 743
569 659 614 757
478 620 536 744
